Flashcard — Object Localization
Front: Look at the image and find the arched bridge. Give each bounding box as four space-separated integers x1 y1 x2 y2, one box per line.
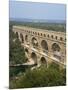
13 26 66 68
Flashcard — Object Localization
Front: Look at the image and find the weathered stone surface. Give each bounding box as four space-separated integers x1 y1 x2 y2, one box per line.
13 26 66 68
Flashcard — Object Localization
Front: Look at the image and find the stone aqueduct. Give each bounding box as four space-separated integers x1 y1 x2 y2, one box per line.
13 26 66 68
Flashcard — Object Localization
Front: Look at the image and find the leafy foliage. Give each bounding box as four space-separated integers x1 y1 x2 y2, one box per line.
9 64 66 89
9 23 27 65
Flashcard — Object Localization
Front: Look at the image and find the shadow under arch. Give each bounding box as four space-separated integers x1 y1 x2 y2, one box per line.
40 57 47 67
25 35 28 42
20 33 24 43
41 40 48 53
25 48 29 53
31 52 37 64
52 43 60 52
16 32 18 38
52 43 61 60
31 37 38 48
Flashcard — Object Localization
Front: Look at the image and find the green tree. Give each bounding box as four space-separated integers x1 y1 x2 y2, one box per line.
9 24 27 65
9 65 66 89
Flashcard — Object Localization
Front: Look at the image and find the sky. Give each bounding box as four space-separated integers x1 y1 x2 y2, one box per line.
9 1 66 20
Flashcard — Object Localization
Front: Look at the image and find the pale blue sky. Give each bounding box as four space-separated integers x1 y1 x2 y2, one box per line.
9 1 66 20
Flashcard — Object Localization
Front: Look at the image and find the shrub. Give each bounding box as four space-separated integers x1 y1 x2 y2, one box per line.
9 65 66 89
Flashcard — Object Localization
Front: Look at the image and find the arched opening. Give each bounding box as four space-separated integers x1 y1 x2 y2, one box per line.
52 43 60 52
44 34 46 37
51 35 53 39
41 40 48 53
52 43 61 60
16 32 18 38
40 57 47 67
31 52 37 64
55 36 57 40
25 35 28 42
20 33 24 43
25 48 28 53
32 37 38 48
41 33 42 36
47 34 49 38
60 37 63 41
38 33 39 35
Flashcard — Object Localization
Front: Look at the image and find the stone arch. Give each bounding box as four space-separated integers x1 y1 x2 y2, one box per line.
20 33 24 43
60 37 63 41
31 37 38 48
52 43 61 60
41 40 48 53
52 43 60 52
25 48 29 53
41 33 42 36
55 36 57 40
44 34 46 37
40 57 47 66
16 32 18 38
31 52 37 64
51 35 53 39
47 34 49 38
38 32 39 35
25 35 28 42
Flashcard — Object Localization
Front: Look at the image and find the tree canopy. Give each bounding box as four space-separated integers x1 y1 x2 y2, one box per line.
9 64 66 89
9 24 27 65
